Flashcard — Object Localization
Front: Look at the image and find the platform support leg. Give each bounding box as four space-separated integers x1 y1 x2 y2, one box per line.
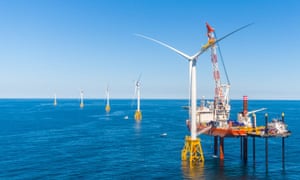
243 136 248 163
282 137 285 170
214 136 218 157
281 112 285 170
219 137 224 160
253 136 256 166
240 137 243 159
265 113 269 172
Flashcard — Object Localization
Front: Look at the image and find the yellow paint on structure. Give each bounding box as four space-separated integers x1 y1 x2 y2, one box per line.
134 110 142 121
181 136 204 166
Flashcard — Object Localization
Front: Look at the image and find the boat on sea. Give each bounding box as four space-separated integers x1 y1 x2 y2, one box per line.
265 118 291 136
160 133 167 137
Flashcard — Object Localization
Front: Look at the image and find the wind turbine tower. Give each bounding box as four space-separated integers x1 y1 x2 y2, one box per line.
54 93 57 106
80 90 84 108
105 86 111 113
136 34 205 164
134 76 142 121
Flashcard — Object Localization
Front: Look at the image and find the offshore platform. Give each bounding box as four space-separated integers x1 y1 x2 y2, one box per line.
137 22 291 168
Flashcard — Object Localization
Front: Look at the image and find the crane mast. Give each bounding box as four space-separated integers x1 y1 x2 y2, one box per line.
206 23 231 127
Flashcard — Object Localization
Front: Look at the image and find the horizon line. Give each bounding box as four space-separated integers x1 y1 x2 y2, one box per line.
0 97 299 101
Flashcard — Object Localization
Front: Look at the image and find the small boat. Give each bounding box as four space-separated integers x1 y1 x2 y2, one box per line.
160 133 167 137
124 116 129 120
266 119 291 136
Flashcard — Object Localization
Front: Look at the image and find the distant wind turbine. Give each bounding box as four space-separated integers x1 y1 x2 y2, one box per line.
54 93 57 106
134 74 142 121
80 89 84 108
105 85 111 113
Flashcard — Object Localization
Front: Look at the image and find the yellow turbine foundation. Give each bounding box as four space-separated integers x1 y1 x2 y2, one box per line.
134 110 142 120
80 103 84 108
105 105 111 113
181 136 204 165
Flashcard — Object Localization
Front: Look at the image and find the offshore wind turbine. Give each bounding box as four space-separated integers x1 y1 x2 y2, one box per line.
80 89 84 108
134 74 142 121
105 86 111 113
136 33 203 163
54 93 57 106
136 23 252 164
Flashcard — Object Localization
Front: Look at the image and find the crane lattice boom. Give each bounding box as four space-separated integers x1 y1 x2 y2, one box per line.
205 23 231 125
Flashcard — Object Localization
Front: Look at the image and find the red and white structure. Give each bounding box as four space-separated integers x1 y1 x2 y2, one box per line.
206 23 231 127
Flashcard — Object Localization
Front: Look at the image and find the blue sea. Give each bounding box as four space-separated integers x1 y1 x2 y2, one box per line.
0 99 299 179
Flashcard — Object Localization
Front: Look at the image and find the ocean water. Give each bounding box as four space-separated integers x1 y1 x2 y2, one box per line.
0 99 299 179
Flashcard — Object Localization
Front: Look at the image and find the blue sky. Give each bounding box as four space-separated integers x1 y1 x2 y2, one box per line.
0 0 299 99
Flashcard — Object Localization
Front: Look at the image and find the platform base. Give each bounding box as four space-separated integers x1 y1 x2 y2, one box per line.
80 103 84 108
181 136 204 165
134 110 142 120
105 105 111 113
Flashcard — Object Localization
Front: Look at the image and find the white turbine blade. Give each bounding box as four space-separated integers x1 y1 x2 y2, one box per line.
137 73 142 83
135 34 192 60
107 87 109 95
213 23 254 45
191 47 206 59
134 81 138 95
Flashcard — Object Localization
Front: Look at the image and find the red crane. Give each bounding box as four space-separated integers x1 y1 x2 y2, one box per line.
205 23 231 126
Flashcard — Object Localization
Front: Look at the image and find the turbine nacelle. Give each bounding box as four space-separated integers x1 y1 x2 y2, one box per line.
135 81 140 88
